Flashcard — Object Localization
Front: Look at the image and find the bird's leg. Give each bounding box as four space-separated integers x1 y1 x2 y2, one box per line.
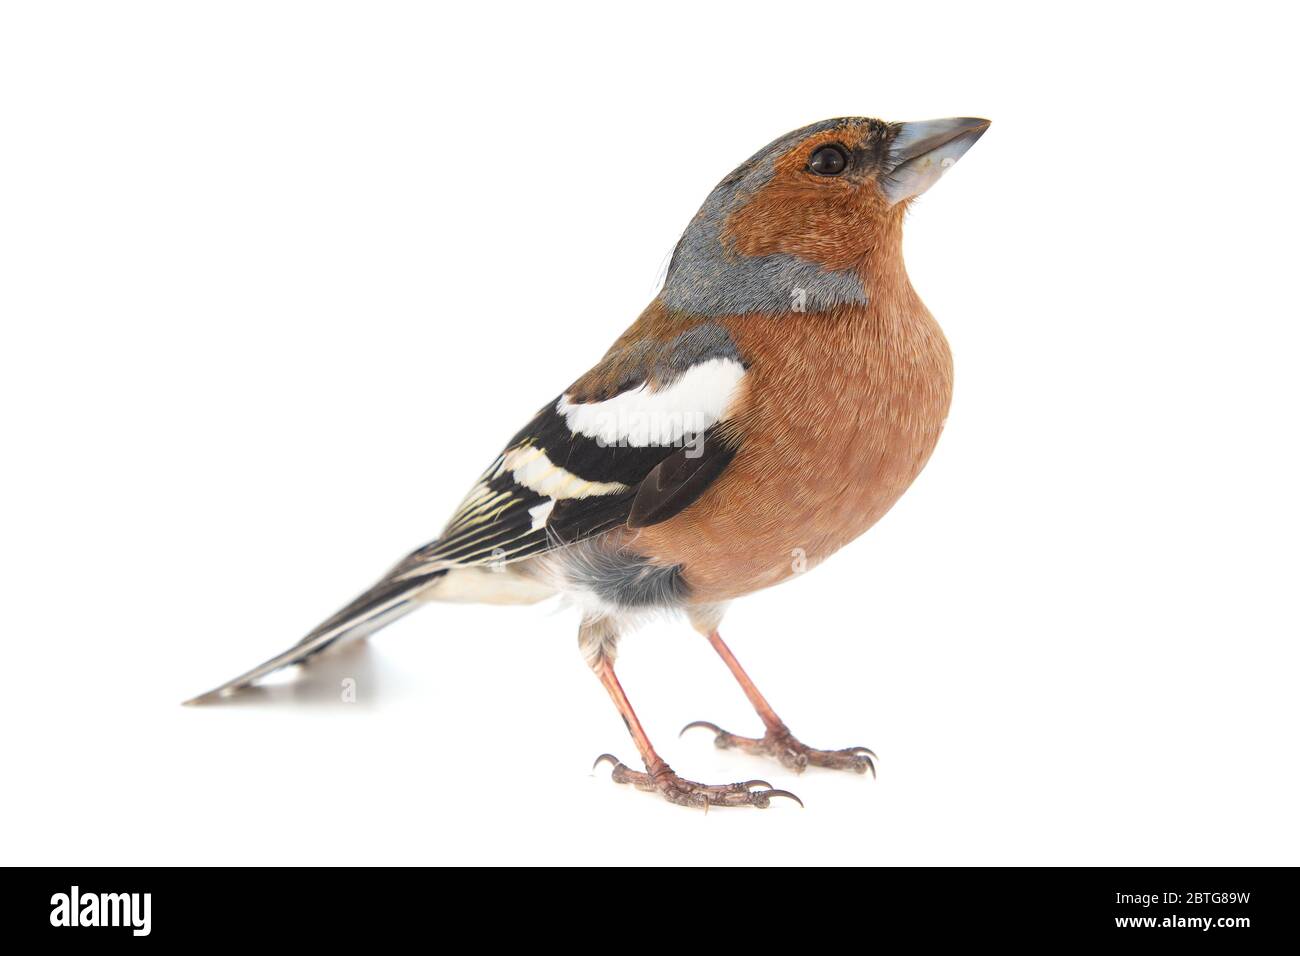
590 658 800 809
682 629 876 776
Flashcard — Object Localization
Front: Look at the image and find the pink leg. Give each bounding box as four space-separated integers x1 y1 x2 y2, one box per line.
682 630 877 776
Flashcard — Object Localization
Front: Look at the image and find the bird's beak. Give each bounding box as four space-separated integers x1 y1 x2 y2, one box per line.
880 117 991 206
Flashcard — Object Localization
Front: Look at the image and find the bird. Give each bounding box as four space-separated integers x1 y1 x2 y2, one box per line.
186 114 990 809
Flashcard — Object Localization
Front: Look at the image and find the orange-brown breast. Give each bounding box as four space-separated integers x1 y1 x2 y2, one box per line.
627 277 954 604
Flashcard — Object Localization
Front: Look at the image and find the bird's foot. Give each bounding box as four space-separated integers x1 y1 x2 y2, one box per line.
680 721 876 777
592 754 802 809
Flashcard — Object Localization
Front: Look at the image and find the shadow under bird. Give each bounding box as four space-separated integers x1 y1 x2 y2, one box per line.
187 115 991 809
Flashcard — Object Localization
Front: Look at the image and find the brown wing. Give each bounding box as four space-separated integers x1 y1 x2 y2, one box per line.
627 430 739 528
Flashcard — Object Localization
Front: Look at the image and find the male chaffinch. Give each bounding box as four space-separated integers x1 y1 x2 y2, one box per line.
188 115 990 809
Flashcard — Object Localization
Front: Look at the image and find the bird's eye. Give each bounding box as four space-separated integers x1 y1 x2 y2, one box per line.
807 144 848 176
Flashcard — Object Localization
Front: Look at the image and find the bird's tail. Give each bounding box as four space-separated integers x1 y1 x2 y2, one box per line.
183 568 446 705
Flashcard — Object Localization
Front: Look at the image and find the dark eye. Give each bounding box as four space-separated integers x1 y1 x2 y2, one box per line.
807 144 848 176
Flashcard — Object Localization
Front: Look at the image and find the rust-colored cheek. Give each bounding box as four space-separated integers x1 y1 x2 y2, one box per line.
722 134 894 273
725 181 889 272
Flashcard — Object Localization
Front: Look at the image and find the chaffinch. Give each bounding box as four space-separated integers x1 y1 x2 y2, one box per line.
188 115 990 809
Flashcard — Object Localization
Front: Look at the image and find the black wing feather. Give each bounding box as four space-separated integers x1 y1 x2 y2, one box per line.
627 430 739 528
401 323 745 574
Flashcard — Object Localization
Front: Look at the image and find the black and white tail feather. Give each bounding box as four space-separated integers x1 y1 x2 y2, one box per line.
183 568 446 704
184 322 747 704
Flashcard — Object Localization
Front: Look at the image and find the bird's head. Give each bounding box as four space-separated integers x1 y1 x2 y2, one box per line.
662 116 990 316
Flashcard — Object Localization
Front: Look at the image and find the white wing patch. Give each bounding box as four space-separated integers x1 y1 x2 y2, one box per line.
556 357 746 447
528 499 556 530
499 446 630 499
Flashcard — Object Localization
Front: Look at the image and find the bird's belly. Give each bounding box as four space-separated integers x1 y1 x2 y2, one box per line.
643 423 946 602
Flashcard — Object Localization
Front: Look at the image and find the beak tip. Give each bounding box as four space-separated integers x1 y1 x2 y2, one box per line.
881 115 992 205
954 117 992 137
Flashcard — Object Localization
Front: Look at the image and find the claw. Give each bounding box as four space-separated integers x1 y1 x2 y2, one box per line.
742 779 774 791
848 746 879 760
755 788 804 809
679 720 724 738
592 753 623 773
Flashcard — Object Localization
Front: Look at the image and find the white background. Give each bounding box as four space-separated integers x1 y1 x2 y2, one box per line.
2 1 1297 866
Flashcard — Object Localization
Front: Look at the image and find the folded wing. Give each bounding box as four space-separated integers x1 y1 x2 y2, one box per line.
392 319 749 581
